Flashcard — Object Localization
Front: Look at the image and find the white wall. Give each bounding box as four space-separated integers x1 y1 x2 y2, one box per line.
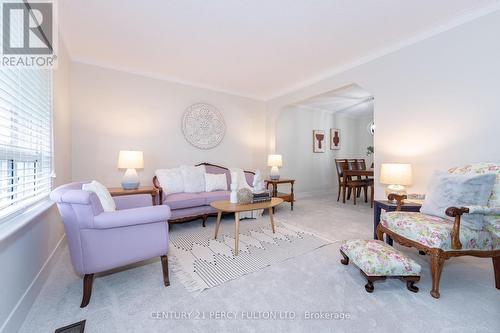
267 10 500 198
275 106 373 192
70 62 267 186
0 37 71 333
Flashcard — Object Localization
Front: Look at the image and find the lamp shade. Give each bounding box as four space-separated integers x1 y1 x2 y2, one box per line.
267 154 283 167
118 150 144 169
380 163 412 185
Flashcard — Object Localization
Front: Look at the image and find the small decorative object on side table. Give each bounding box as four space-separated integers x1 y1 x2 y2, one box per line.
373 198 422 245
265 179 295 211
108 186 159 206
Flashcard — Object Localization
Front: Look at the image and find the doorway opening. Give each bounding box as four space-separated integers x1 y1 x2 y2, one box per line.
275 84 374 200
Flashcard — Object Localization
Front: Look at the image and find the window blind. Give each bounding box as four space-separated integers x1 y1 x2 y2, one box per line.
0 65 53 220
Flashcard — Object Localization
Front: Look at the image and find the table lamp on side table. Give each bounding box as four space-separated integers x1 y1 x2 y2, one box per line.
118 150 144 190
380 163 412 203
267 154 282 180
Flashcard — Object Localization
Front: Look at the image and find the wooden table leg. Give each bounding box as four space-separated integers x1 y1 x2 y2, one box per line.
234 212 240 255
214 211 222 239
269 207 276 233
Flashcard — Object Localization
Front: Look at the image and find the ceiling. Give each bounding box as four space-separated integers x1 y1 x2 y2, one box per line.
292 84 374 118
60 0 500 100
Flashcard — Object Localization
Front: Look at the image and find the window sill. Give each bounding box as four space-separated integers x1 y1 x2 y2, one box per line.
0 198 55 242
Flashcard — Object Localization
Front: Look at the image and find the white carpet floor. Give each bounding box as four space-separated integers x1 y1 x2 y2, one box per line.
19 191 500 332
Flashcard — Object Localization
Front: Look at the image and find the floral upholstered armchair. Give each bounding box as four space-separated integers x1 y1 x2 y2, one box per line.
377 163 500 298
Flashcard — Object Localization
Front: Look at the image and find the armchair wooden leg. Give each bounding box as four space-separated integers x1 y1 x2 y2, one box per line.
337 185 341 202
430 249 445 299
202 215 207 228
342 186 346 203
376 226 384 242
80 274 94 308
364 185 368 203
161 255 170 287
493 256 500 289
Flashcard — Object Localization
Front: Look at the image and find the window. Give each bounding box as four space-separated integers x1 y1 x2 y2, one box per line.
0 66 53 220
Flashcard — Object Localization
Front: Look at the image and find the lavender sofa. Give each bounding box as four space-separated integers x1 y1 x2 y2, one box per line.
153 163 254 227
50 182 171 307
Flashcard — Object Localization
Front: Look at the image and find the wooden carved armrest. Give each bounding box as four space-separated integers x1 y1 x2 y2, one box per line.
445 207 469 250
152 176 164 204
387 194 407 211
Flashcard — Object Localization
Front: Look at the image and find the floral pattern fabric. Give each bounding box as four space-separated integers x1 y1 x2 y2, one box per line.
448 162 499 249
340 239 421 276
381 211 494 250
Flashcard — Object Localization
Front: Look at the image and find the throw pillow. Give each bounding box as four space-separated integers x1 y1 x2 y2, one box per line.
155 168 184 195
82 180 116 212
420 171 496 230
205 173 228 192
180 165 206 193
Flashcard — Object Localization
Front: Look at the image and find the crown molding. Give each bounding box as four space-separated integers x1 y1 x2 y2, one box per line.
70 57 266 101
63 2 500 103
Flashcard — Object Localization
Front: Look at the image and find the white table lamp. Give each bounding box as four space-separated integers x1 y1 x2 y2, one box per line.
118 150 144 190
267 154 282 180
380 163 412 202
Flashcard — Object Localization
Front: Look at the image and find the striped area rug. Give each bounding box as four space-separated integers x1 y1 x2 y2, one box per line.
169 217 331 292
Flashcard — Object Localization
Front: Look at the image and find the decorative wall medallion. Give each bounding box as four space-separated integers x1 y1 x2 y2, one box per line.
182 103 226 149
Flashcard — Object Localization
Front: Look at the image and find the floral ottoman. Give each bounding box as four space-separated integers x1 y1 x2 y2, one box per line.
340 239 421 293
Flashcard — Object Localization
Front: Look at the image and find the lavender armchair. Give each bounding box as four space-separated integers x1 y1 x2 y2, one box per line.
50 182 171 307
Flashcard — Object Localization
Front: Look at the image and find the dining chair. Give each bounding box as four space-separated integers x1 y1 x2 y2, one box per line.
336 159 369 205
357 158 374 207
335 158 348 202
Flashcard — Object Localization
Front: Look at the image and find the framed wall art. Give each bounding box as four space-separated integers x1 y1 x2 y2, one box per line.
313 130 325 153
330 128 340 150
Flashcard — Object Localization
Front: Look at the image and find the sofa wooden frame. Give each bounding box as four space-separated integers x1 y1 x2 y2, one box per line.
152 162 255 227
376 194 500 299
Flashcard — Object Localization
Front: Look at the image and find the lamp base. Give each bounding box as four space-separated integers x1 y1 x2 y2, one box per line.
269 166 280 180
385 184 406 203
122 168 140 190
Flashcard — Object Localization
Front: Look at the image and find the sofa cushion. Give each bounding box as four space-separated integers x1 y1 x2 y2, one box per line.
205 173 228 192
381 211 494 251
448 163 500 248
164 192 206 210
180 165 206 193
420 171 496 230
340 239 421 276
201 191 230 205
82 180 116 212
155 168 184 195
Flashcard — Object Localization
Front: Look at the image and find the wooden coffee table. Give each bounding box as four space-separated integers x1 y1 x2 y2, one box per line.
211 198 284 255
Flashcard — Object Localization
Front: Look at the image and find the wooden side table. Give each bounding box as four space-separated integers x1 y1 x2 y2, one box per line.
108 186 159 206
373 200 422 245
265 179 295 211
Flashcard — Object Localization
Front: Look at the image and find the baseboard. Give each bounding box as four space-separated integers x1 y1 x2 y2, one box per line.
0 235 66 333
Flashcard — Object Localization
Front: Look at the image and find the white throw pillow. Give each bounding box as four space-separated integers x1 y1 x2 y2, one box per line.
420 171 496 230
205 173 228 192
82 180 116 212
155 168 184 195
180 165 206 193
